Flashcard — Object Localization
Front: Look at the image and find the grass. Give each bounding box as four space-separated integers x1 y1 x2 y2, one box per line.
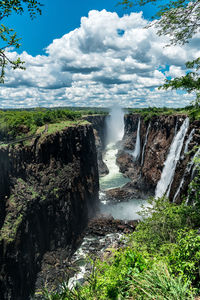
36 120 89 135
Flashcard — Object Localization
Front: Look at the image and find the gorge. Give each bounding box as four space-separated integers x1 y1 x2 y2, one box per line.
0 108 200 299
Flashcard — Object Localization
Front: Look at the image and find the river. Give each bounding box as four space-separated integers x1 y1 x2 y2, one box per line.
67 107 146 288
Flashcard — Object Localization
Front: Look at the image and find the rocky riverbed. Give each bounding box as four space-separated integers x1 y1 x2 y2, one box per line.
34 214 138 297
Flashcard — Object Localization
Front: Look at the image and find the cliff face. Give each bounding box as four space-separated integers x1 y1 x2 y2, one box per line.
0 124 99 300
120 114 200 198
83 115 109 176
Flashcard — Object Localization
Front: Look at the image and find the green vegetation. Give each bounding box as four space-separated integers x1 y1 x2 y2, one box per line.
127 106 200 122
0 178 39 243
0 108 107 142
39 153 200 299
0 0 43 82
120 0 200 105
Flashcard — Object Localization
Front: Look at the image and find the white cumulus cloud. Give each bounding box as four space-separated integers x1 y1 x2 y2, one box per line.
1 9 199 108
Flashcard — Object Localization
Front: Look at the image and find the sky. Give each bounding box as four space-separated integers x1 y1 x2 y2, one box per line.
1 0 200 108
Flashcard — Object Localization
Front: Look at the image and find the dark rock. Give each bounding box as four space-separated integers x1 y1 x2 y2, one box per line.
83 115 109 176
0 124 99 300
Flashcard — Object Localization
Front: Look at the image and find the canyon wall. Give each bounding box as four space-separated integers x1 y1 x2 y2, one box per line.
119 113 200 200
0 124 99 300
83 115 109 176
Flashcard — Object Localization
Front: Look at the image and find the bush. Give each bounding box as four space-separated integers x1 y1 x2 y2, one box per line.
130 197 196 253
167 229 200 287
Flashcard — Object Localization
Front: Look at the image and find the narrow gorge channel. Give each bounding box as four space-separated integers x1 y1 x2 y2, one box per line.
53 108 148 292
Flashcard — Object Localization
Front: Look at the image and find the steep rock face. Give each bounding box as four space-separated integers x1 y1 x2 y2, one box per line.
121 113 200 198
0 124 99 300
83 115 109 176
168 120 200 202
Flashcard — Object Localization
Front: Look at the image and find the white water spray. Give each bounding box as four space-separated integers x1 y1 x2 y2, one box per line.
155 117 189 199
173 128 196 201
132 118 141 160
141 122 151 166
100 107 129 190
106 107 125 145
184 129 195 154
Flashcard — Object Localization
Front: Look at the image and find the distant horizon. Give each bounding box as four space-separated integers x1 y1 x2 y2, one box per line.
0 105 192 111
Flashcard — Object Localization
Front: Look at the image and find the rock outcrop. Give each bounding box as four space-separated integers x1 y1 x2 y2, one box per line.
119 113 200 200
83 115 109 176
0 124 99 300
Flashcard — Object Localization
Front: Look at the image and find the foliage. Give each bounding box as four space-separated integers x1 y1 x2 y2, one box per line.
120 0 200 105
127 106 200 122
130 262 194 299
0 108 83 140
167 229 200 286
119 0 200 45
38 147 200 299
131 196 196 252
160 57 200 106
0 0 43 82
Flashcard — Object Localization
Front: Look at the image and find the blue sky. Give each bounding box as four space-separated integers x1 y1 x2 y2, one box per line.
5 0 156 55
1 0 199 108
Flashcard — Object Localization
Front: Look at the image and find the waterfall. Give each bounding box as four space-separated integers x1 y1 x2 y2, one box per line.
132 118 141 160
155 117 189 199
191 147 200 179
106 107 124 145
185 148 200 205
173 160 193 202
173 129 196 202
184 129 195 154
100 107 130 190
141 122 151 166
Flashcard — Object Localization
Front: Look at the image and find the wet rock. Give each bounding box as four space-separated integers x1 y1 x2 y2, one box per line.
83 115 109 176
86 215 138 236
105 182 153 201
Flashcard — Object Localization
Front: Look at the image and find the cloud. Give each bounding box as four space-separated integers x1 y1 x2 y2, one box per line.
1 9 198 108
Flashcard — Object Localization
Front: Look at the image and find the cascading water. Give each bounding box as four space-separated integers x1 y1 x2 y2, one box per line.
184 129 195 154
105 106 124 145
155 117 190 199
173 158 193 202
173 128 196 202
132 118 141 160
67 110 147 289
100 107 146 219
141 122 151 166
100 107 130 190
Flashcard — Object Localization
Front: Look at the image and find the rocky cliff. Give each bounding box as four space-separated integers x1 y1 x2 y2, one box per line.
83 115 109 176
0 124 99 300
118 113 200 200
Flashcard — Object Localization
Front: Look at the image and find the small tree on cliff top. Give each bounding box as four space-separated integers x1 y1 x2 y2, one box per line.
119 0 200 105
0 0 43 83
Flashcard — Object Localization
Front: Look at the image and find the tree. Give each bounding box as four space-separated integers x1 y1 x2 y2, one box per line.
119 0 200 105
0 0 43 83
161 57 200 106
